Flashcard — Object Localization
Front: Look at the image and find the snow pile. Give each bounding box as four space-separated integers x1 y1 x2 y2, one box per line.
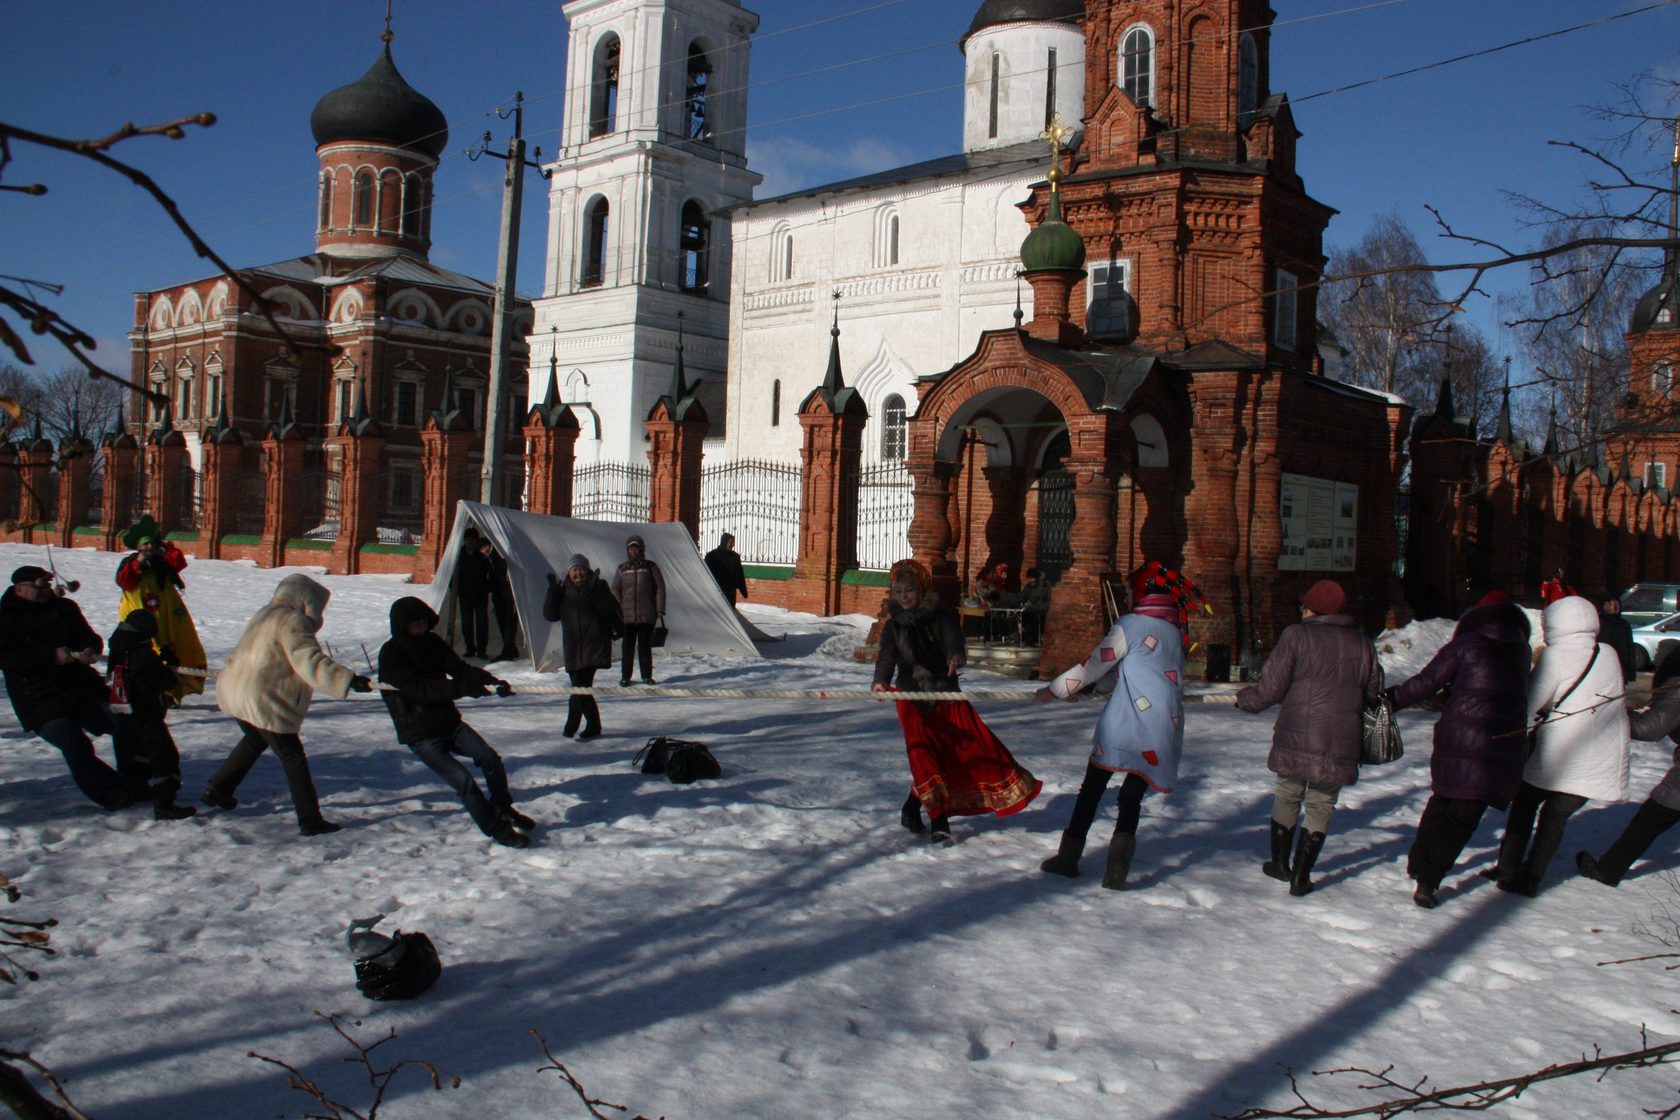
0 543 1675 1118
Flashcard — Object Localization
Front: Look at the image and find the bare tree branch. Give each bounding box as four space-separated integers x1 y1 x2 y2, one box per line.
248 1011 457 1120
531 1030 660 1120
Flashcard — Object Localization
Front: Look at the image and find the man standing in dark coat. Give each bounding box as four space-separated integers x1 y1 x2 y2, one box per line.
454 533 493 659
1388 591 1532 907
0 566 131 809
543 554 622 739
377 596 534 847
704 532 748 607
611 534 666 686
1597 594 1635 683
487 545 519 661
1237 579 1379 896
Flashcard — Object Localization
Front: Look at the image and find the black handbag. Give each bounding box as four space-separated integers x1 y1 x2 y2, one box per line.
354 930 442 1001
651 616 668 648
634 737 721 783
1360 666 1404 766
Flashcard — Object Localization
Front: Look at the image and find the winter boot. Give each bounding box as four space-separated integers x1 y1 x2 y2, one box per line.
492 826 531 849
1262 820 1294 883
1497 872 1539 898
900 793 925 835
502 805 537 832
1039 831 1084 877
1101 832 1137 891
928 816 953 844
1412 878 1441 909
1580 800 1680 887
298 817 343 837
1289 830 1327 897
152 785 197 821
200 786 237 811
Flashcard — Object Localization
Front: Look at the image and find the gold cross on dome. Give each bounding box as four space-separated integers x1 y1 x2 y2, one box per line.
1041 114 1072 160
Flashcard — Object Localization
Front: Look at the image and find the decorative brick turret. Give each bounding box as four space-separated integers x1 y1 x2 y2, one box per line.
792 318 869 614
0 441 18 530
330 384 385 574
645 338 708 540
416 373 477 582
197 395 244 559
259 400 308 569
99 410 140 552
521 358 580 517
145 408 189 535
54 424 95 549
17 421 55 543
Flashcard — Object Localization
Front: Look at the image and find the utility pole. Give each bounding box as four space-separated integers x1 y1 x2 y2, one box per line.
471 92 551 506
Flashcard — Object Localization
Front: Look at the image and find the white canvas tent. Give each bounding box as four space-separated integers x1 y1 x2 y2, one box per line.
428 501 761 671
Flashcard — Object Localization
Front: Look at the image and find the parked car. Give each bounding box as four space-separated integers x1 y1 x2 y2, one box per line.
1619 583 1680 629
1631 610 1680 673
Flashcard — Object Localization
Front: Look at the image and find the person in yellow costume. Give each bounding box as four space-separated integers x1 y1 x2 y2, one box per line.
114 515 206 700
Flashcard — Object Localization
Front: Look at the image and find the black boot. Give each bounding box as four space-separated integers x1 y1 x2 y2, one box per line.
1040 831 1083 877
501 805 537 832
929 816 952 844
1290 830 1326 897
900 793 925 835
298 817 343 837
1582 800 1680 887
1101 832 1137 891
200 786 237 811
152 785 197 821
1262 820 1294 882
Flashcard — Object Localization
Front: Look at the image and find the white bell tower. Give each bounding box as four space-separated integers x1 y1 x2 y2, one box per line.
531 0 761 465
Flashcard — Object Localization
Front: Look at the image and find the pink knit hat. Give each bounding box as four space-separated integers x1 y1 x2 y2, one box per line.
1300 579 1347 616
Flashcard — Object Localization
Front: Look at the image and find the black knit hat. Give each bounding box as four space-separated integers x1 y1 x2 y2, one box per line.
10 565 50 586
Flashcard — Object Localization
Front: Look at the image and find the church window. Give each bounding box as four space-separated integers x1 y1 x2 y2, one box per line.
150 376 167 423
772 226 794 282
401 173 424 237
1121 26 1154 108
205 359 223 419
318 172 334 230
988 52 1000 140
454 376 486 431
771 379 781 426
389 466 419 513
334 377 356 426
881 394 907 460
1088 259 1134 339
1273 269 1300 350
680 200 710 292
590 34 620 137
1045 48 1058 129
353 171 374 226
177 376 194 422
1652 361 1673 397
394 379 422 427
263 365 299 423
686 42 713 142
1648 462 1669 490
1239 34 1260 121
874 208 900 269
582 197 610 287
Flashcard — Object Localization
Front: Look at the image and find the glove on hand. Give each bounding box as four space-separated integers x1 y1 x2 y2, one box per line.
495 681 515 698
350 676 374 693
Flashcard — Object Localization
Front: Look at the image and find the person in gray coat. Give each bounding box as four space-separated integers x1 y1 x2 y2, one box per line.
1236 579 1379 896
611 535 666 686
1578 645 1680 886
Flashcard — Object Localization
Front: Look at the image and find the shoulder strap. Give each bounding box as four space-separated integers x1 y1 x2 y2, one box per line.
1542 646 1600 721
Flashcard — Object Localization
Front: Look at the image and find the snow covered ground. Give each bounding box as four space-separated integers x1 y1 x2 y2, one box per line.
0 542 1676 1119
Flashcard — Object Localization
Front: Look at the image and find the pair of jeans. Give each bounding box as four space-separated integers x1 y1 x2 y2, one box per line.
460 595 490 656
1271 775 1343 835
621 623 655 683
206 720 326 825
1407 794 1489 891
407 723 511 837
564 668 601 736
34 714 129 809
1062 762 1150 846
1496 780 1588 884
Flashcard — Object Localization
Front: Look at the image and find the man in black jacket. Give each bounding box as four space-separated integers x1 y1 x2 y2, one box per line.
377 596 535 847
0 566 131 809
704 533 748 607
454 531 493 658
1598 594 1636 683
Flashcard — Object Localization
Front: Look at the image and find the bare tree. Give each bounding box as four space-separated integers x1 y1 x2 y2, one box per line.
1321 214 1454 401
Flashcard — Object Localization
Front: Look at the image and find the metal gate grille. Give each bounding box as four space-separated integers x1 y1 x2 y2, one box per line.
1037 469 1074 571
700 458 800 565
858 460 912 570
573 461 651 523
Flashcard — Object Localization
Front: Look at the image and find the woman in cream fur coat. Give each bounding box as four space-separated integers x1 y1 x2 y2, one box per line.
201 574 371 835
1486 594 1629 895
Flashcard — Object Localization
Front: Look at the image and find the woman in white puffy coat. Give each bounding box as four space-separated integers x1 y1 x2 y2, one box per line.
201 574 372 835
1486 595 1628 895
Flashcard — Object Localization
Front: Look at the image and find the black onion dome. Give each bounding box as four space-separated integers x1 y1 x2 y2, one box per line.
964 0 1085 43
1630 274 1679 334
310 44 448 158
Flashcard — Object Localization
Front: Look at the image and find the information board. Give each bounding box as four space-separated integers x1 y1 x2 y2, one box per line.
1279 473 1358 572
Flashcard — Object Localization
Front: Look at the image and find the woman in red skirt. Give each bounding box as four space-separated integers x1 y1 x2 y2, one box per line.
871 560 1040 842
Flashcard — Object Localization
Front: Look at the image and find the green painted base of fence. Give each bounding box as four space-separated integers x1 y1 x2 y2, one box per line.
221 534 261 546
743 564 795 581
165 532 200 543
35 523 57 532
842 569 892 587
360 542 418 555
285 538 333 551
73 526 100 536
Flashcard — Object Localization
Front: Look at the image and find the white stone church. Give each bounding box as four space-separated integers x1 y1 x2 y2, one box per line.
528 0 1087 492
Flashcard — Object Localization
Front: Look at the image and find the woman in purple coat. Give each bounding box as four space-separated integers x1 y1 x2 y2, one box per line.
1387 591 1532 908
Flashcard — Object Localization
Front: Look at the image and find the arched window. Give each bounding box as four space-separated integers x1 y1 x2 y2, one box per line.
772 224 794 282
875 208 900 269
582 197 610 287
881 394 907 460
318 172 334 230
1121 26 1154 108
771 379 781 426
686 42 713 141
1088 259 1134 338
1273 268 1300 350
1238 33 1260 120
353 171 374 226
590 34 620 137
1654 361 1674 397
680 200 709 292
1044 47 1058 130
988 52 1001 140
401 173 424 237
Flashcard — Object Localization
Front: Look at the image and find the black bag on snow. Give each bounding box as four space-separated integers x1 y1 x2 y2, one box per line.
347 914 442 1001
634 736 721 783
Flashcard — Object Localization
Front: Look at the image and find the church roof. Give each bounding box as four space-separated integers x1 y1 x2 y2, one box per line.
310 43 449 158
962 0 1084 45
1630 274 1679 334
242 254 503 297
737 140 1044 209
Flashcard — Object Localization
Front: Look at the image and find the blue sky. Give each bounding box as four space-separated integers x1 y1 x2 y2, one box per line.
3 0 1677 379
